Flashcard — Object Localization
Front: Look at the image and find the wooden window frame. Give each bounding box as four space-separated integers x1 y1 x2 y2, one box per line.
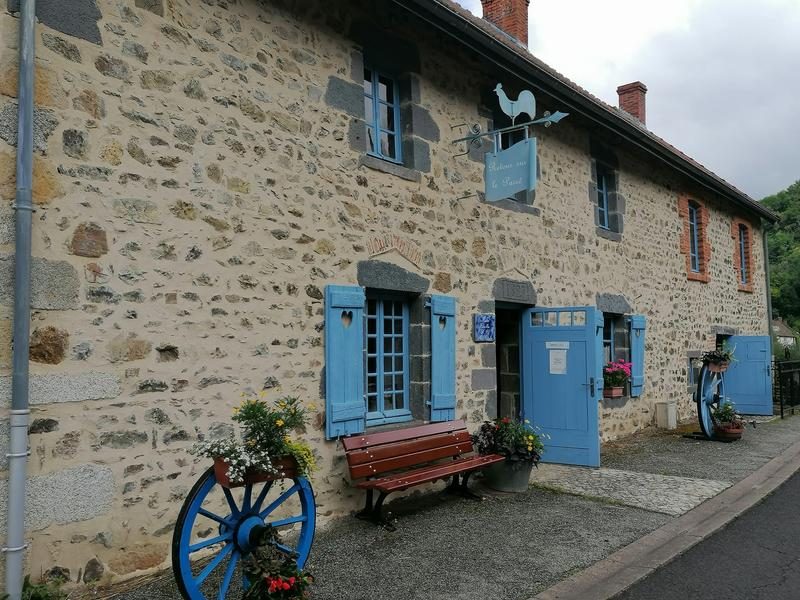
731 218 754 293
365 295 412 427
363 67 403 164
596 165 610 230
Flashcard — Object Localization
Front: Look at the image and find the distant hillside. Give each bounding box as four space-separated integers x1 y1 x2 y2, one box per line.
762 181 800 331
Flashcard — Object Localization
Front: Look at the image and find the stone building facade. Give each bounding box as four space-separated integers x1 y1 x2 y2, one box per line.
0 0 775 586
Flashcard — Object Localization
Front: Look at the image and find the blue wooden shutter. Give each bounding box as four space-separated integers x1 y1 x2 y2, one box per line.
628 314 646 397
430 295 456 422
324 285 366 439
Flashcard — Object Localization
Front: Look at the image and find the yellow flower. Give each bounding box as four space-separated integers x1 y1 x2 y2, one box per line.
308 403 318 411
524 419 530 424
528 435 534 440
276 419 285 427
232 407 239 414
527 445 533 451
259 391 266 397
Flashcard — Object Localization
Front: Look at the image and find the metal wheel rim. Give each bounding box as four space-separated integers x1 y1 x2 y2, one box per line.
172 467 316 600
696 363 725 439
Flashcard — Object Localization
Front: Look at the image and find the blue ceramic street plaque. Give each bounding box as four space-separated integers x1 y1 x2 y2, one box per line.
473 314 496 343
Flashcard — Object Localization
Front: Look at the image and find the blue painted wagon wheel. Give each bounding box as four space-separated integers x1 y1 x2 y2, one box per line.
172 467 315 600
696 362 725 440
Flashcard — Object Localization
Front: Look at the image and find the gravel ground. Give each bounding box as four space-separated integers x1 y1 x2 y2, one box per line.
602 413 800 482
102 414 800 600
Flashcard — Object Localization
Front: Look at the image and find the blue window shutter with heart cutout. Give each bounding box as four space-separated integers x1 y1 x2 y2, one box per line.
430 295 457 422
325 285 366 439
628 314 646 397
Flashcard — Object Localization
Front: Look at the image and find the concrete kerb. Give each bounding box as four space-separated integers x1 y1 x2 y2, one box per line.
531 436 800 600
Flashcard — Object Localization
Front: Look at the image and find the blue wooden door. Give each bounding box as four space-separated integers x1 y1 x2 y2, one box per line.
521 307 602 467
725 335 773 415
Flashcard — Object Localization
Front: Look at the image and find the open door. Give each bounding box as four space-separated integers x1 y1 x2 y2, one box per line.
521 307 603 467
725 335 773 415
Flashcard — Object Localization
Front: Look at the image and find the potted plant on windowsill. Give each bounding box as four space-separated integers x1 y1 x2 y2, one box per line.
701 343 736 373
712 400 745 442
191 395 317 488
473 417 546 493
603 359 632 398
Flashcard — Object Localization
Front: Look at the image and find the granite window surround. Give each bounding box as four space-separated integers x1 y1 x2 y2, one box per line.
357 260 431 422
731 217 755 293
325 38 439 183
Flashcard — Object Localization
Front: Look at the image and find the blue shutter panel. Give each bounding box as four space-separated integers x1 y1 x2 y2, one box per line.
430 295 456 422
324 285 366 439
628 314 646 397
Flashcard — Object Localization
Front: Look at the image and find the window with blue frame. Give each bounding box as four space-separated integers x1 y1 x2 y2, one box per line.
363 67 402 163
596 163 611 230
365 296 411 426
738 224 749 284
688 202 701 272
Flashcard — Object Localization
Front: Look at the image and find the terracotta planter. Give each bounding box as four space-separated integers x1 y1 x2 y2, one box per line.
714 423 744 442
706 361 729 373
213 456 299 489
603 386 625 398
483 459 534 493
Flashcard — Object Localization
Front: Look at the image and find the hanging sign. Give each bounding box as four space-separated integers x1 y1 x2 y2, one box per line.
484 138 537 202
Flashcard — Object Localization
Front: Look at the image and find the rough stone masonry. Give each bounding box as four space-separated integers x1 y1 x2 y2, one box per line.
0 0 769 587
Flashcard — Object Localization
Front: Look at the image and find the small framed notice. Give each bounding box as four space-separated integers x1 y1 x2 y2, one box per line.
549 349 567 375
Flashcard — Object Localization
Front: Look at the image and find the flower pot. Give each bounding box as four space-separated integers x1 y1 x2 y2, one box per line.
482 459 534 493
213 456 299 489
603 386 624 398
706 361 729 373
714 423 744 442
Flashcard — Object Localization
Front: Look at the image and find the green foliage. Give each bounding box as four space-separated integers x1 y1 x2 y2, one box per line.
763 180 800 331
473 418 546 464
242 527 312 599
0 576 67 600
712 400 743 426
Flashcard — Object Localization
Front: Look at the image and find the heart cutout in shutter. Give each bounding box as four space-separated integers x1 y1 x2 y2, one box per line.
341 310 353 328
438 315 447 330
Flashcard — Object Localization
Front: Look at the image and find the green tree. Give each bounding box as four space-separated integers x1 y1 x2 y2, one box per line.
763 180 800 331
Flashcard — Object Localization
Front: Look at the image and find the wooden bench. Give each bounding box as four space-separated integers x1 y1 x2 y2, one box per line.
342 419 504 526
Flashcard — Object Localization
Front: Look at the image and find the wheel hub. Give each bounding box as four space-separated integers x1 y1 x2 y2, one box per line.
233 514 265 554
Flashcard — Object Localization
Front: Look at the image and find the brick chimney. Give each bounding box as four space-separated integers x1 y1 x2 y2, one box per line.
480 0 530 46
617 81 647 125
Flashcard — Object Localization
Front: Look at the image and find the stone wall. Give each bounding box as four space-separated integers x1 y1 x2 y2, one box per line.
0 0 769 585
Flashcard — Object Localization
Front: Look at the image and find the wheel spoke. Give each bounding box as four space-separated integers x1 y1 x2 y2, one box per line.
276 542 294 555
222 487 241 517
198 508 231 527
189 533 231 553
196 543 233 585
259 483 300 519
218 549 240 600
268 515 307 528
252 481 274 513
242 483 253 513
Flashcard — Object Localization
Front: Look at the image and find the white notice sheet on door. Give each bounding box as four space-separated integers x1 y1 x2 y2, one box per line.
549 349 567 375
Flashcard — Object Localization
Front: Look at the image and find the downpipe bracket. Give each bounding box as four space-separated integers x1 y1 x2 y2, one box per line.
1 544 29 554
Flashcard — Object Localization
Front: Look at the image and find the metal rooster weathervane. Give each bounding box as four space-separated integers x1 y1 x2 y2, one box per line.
453 84 569 202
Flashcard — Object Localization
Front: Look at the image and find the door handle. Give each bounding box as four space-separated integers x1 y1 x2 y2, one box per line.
582 377 595 398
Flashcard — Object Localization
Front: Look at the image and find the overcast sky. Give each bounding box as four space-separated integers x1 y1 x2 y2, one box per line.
457 0 800 199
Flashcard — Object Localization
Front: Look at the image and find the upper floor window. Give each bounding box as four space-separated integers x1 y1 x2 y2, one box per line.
738 224 749 284
679 196 710 282
596 163 612 230
688 202 701 272
363 68 402 163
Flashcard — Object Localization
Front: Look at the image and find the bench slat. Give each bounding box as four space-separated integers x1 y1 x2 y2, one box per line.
357 454 506 493
349 441 474 479
346 430 473 467
341 419 468 451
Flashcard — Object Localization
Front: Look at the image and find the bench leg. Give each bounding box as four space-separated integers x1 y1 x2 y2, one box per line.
443 474 460 495
459 471 484 501
355 488 374 520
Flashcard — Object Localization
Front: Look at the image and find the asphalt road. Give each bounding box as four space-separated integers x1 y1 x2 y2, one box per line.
615 469 800 600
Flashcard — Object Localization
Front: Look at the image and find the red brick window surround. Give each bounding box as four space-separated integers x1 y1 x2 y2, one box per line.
731 218 754 293
678 196 711 282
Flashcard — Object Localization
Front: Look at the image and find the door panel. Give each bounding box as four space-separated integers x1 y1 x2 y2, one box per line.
725 335 773 415
522 307 601 467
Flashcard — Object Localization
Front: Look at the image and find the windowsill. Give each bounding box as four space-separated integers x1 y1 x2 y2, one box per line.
360 154 420 182
480 197 541 216
687 271 710 283
596 227 622 242
737 284 754 293
601 395 630 408
366 418 426 434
